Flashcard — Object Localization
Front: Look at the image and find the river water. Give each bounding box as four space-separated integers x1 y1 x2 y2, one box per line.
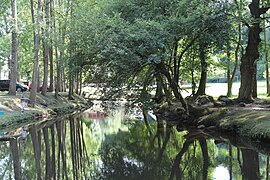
0 108 270 180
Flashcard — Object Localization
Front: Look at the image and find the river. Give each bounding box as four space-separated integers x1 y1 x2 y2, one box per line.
0 108 269 180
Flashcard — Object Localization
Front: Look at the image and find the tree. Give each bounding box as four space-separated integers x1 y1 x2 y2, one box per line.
226 0 245 97
9 0 18 95
41 0 50 96
29 0 42 107
238 0 270 103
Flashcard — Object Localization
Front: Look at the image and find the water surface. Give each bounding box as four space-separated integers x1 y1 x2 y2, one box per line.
0 109 269 180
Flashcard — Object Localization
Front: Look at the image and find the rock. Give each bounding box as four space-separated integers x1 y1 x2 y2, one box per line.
195 95 214 106
217 95 234 106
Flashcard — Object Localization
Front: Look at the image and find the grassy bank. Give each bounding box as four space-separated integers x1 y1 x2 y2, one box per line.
0 91 90 131
217 107 270 140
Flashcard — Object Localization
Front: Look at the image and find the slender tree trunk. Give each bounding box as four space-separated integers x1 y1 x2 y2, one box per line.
43 128 51 180
229 144 233 180
30 0 42 107
191 70 196 95
195 42 207 97
41 0 50 96
227 28 241 97
30 125 43 180
55 59 60 98
173 38 178 83
48 0 54 92
50 125 56 180
10 139 21 180
61 121 68 180
199 139 209 180
263 14 270 95
70 117 77 179
191 48 196 96
56 121 62 180
9 0 18 95
154 73 164 103
266 156 269 180
68 74 73 99
79 70 82 95
80 120 90 177
226 43 232 96
54 7 60 99
228 2 242 97
75 71 79 94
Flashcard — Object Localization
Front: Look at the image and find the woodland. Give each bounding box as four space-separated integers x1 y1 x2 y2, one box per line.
2 1 270 179
1 0 270 113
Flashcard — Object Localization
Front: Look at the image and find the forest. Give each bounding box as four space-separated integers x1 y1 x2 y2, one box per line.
1 0 270 110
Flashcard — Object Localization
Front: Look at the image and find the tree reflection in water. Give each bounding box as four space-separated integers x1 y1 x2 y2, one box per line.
1 110 270 179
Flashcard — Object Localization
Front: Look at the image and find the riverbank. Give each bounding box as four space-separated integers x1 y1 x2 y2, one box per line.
1 89 270 142
0 91 91 131
189 98 270 141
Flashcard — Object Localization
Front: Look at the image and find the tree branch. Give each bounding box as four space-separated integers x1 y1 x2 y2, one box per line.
259 7 270 16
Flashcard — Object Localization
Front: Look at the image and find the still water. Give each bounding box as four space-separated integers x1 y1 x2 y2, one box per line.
0 109 270 180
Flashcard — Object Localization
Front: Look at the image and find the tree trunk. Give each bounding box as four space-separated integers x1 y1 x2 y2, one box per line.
169 139 194 180
253 63 257 98
9 0 18 96
227 24 241 97
266 156 269 180
41 0 50 96
199 139 209 180
43 128 51 180
241 149 260 180
30 125 43 180
238 0 270 102
154 61 188 112
154 73 164 103
10 139 21 180
48 0 54 92
226 43 232 96
195 42 207 97
263 14 270 95
229 144 233 180
30 0 42 107
50 125 56 179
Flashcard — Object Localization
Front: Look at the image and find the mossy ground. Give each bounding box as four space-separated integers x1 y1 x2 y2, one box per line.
218 108 270 139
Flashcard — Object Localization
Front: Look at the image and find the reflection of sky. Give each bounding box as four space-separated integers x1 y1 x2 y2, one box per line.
213 165 230 180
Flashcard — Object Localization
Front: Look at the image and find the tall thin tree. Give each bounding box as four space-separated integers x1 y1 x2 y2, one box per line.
41 0 50 96
29 0 43 107
48 0 54 92
9 0 18 95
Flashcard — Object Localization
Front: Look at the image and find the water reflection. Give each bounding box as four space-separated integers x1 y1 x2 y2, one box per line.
0 110 270 179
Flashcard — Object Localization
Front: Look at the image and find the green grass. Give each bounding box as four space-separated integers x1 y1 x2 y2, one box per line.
219 110 270 139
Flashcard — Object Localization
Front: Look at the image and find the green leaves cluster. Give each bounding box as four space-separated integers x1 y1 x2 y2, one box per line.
66 0 236 100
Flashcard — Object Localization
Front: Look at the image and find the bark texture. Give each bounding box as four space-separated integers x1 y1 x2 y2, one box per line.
238 0 270 103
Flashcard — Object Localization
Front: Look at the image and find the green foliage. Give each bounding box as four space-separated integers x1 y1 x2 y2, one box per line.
0 0 261 102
